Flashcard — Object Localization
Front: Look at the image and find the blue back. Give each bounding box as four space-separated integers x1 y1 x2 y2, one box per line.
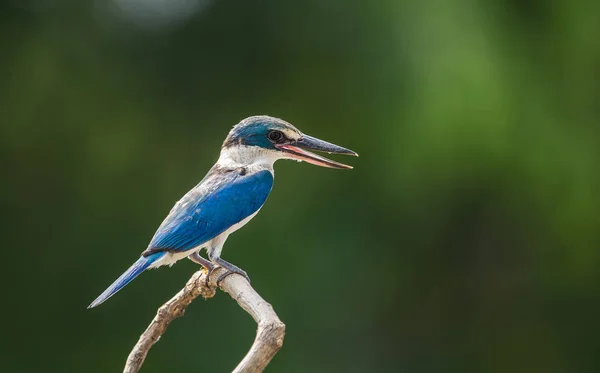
145 167 273 254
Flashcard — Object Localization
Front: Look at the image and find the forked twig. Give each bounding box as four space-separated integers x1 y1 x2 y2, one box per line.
123 268 285 373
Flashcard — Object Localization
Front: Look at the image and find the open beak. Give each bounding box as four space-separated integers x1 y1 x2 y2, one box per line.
275 134 358 169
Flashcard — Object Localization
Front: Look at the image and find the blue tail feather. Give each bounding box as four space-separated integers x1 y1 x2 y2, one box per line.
88 252 165 309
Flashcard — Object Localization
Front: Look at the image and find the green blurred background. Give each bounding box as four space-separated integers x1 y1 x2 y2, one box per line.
1 0 599 372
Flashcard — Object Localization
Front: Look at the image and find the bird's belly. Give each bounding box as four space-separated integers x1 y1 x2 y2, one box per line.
150 249 203 268
222 209 260 236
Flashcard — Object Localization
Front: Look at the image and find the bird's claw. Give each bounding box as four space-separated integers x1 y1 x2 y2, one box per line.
216 268 251 287
204 266 216 288
204 266 250 287
209 257 251 287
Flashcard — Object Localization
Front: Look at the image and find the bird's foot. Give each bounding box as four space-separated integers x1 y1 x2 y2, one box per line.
188 252 214 273
188 252 216 288
216 268 251 287
212 258 251 286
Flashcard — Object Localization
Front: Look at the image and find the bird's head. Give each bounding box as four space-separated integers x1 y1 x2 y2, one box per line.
221 115 358 169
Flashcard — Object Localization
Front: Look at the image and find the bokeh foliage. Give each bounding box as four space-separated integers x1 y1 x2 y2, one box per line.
1 0 599 372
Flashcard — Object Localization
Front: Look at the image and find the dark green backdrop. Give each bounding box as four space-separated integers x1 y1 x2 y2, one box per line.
1 1 599 372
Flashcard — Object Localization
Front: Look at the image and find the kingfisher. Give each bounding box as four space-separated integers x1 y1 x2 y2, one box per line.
88 115 357 308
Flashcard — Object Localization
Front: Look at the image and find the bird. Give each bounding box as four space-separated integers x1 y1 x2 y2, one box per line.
88 115 357 308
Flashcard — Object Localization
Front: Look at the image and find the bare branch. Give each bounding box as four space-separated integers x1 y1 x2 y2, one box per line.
123 267 285 373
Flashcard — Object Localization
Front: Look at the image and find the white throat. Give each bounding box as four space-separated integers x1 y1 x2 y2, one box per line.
217 145 281 170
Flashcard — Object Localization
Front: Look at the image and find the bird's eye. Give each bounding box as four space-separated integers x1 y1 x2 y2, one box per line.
267 130 284 143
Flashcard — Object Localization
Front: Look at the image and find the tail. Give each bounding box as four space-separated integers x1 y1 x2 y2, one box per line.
88 252 165 309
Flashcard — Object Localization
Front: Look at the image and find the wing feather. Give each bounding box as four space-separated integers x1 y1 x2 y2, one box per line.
144 168 273 254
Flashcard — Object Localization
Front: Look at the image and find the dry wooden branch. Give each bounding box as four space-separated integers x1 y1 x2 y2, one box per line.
123 267 285 373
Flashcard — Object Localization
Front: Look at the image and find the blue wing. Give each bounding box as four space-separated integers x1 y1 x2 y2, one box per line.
144 167 273 254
